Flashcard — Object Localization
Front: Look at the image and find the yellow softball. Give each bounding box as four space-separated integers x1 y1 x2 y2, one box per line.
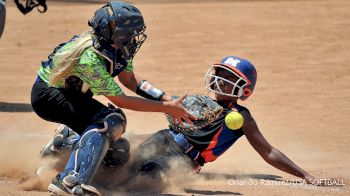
225 111 244 130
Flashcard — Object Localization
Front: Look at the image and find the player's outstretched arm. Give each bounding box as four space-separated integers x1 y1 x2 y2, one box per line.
117 70 172 101
106 94 195 124
240 110 316 184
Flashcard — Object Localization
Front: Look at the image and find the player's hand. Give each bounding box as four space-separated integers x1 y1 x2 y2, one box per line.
165 94 197 125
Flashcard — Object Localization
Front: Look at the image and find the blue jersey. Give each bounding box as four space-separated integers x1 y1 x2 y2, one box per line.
180 102 249 163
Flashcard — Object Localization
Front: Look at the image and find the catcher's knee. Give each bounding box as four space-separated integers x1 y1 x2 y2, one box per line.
75 105 127 159
71 106 127 184
93 104 127 142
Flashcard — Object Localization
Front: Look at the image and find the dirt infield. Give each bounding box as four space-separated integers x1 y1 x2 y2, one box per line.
0 0 349 195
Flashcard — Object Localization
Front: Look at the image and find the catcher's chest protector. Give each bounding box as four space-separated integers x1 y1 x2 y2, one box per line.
92 44 128 77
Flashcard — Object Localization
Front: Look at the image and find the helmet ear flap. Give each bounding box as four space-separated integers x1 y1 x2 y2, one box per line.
243 88 252 96
240 88 252 100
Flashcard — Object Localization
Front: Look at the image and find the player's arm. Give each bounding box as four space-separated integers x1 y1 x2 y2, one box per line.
106 94 193 124
240 110 316 184
82 66 194 123
76 51 190 121
118 70 172 101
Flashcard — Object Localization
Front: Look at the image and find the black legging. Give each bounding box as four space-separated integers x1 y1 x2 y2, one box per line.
31 79 106 134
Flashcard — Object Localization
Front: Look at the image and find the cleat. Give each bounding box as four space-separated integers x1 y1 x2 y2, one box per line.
41 125 80 157
48 174 71 196
48 173 101 196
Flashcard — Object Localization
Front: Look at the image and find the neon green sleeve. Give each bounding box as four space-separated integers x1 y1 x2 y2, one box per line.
74 47 123 96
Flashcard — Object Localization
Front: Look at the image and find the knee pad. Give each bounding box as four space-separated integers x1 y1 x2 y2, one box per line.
102 138 130 168
72 106 127 184
74 130 109 184
93 104 127 142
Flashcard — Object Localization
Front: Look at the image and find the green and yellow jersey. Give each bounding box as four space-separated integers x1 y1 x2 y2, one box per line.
37 39 133 96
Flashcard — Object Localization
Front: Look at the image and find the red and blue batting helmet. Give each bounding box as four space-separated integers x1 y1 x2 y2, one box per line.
205 56 257 100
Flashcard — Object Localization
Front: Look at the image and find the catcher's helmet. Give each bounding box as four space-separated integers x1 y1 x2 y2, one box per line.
88 1 146 60
205 56 257 101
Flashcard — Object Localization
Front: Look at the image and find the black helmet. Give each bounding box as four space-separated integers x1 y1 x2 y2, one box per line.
88 1 147 60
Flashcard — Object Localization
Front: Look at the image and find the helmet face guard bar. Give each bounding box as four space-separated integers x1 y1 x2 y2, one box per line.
205 64 248 98
129 27 147 58
114 26 147 60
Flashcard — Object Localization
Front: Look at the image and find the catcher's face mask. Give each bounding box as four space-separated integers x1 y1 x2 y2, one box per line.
89 2 147 60
205 64 248 98
113 27 147 60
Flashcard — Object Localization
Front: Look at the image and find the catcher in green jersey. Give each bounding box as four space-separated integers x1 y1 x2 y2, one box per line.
30 1 195 195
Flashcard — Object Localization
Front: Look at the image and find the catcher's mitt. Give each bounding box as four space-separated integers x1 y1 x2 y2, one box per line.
166 95 223 132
